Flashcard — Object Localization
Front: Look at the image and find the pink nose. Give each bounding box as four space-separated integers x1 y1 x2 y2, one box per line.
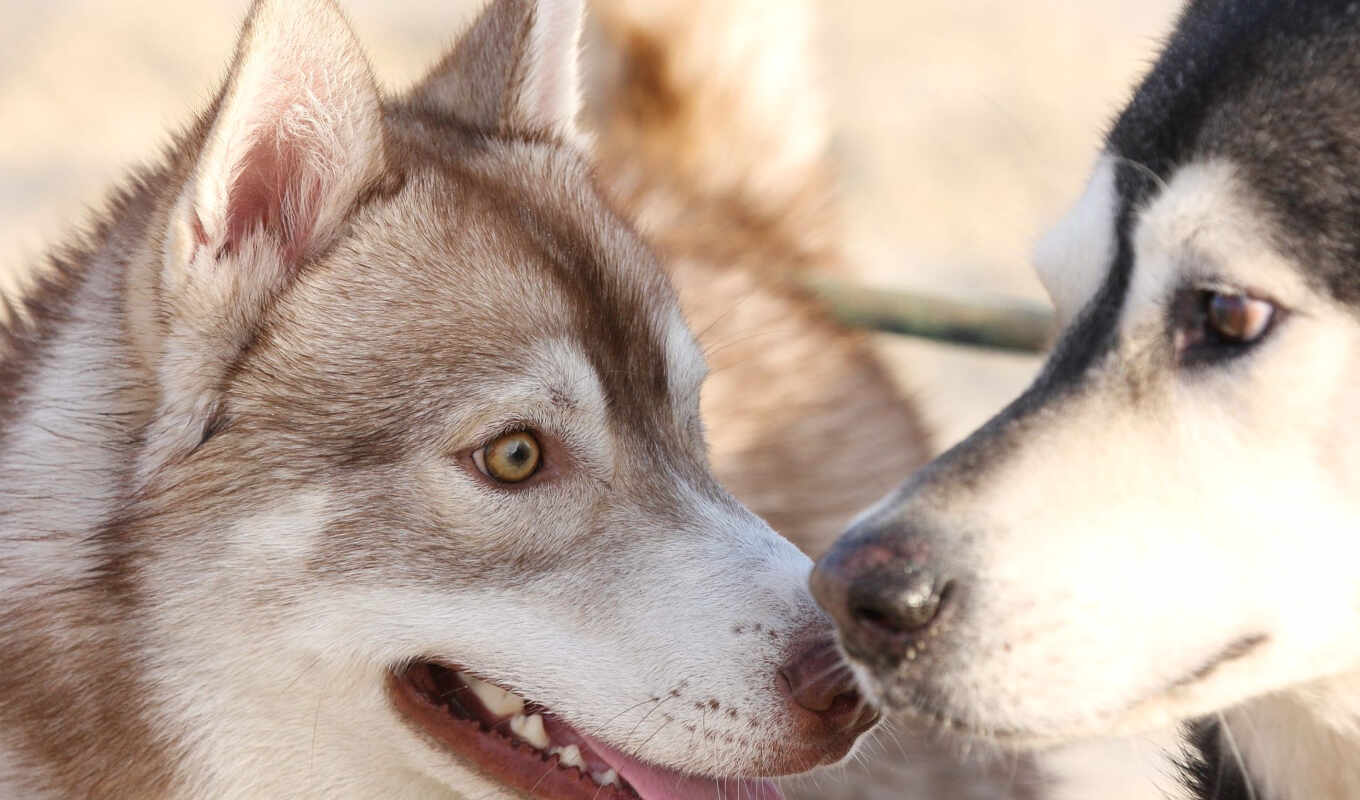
778 637 880 735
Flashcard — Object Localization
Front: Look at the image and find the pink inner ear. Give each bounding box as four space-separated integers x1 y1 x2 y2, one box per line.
222 132 322 266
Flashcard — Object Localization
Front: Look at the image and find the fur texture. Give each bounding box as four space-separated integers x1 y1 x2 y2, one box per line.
0 1 881 797
814 2 1360 798
582 3 1048 798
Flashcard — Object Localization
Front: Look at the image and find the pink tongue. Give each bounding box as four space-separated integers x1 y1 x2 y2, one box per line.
582 735 783 800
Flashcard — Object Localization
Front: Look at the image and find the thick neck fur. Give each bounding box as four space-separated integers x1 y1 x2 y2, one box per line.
0 162 183 797
1180 679 1360 800
1201 678 1360 800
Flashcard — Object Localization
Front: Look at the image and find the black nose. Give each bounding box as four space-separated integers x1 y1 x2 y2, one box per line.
848 566 947 636
810 532 955 666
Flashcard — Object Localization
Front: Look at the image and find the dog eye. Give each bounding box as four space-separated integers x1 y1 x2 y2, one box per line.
1206 292 1274 342
1173 288 1278 365
474 431 542 483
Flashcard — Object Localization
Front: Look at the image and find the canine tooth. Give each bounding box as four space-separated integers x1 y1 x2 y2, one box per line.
509 713 549 749
549 744 584 769
458 672 525 717
592 769 618 786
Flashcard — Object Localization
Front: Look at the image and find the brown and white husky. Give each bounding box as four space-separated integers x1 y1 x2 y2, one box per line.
0 0 901 796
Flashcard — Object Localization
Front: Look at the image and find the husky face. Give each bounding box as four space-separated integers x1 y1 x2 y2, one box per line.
141 139 839 796
813 0 1360 748
0 1 875 797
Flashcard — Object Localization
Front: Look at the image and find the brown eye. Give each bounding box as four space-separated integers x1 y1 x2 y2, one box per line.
1173 288 1281 365
474 431 542 483
1207 292 1275 343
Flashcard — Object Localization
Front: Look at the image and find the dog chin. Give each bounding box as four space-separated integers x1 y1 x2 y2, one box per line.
856 626 1278 750
872 673 1252 753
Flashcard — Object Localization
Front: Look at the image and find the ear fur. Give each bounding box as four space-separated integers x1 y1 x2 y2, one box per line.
167 0 384 277
409 0 586 147
146 0 384 477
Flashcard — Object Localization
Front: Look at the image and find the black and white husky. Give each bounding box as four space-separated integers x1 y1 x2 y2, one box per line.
814 1 1360 798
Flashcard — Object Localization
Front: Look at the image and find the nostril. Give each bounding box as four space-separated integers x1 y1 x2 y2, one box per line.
778 655 878 735
778 635 878 720
778 639 849 714
828 689 882 733
776 635 882 762
849 569 949 638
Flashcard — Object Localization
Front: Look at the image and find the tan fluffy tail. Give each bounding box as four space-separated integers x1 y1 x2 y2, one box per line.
583 0 836 239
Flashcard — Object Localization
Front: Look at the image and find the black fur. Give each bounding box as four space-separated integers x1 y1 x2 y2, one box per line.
1180 719 1258 800
1005 0 1360 430
1105 4 1360 797
1113 0 1360 304
926 5 1360 797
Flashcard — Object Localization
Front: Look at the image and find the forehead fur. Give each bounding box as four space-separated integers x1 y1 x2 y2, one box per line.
232 105 697 446
1110 0 1360 303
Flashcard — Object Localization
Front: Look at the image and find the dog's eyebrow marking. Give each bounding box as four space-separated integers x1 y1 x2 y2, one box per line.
1169 633 1269 691
519 338 607 426
548 386 575 409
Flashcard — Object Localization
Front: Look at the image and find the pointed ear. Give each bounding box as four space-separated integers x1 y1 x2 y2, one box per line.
145 0 383 475
165 0 383 284
408 0 586 146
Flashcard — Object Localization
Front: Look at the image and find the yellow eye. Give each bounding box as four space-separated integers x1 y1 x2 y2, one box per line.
475 431 542 483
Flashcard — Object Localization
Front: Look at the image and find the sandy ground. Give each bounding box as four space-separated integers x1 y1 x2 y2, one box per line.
0 1 1185 797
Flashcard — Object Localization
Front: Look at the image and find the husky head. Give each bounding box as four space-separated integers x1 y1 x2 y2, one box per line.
813 0 1360 747
53 0 876 796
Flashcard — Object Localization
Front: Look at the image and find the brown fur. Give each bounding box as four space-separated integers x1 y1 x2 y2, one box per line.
1 0 1033 797
0 0 857 796
582 4 1044 798
583 10 931 552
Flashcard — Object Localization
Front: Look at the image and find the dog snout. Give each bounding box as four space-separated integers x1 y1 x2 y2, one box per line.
849 565 950 636
774 636 879 767
778 637 878 728
811 525 957 669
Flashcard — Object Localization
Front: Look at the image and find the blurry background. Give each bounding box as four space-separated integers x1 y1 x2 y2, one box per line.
0 0 1181 447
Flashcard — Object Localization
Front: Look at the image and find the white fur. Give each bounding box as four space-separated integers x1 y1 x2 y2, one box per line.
1044 731 1193 800
3 1 848 797
183 0 383 261
0 256 125 597
879 156 1360 798
148 0 385 480
1032 156 1119 325
663 308 708 410
1229 675 1360 800
136 332 819 798
512 0 586 146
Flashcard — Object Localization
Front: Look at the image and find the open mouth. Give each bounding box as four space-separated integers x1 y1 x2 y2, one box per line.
389 661 784 800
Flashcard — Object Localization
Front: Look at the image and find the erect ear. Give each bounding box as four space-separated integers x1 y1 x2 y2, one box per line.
166 0 383 279
408 0 586 147
145 0 383 475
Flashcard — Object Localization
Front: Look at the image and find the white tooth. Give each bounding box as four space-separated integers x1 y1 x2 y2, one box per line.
458 672 525 717
509 713 550 749
549 744 584 770
591 769 618 786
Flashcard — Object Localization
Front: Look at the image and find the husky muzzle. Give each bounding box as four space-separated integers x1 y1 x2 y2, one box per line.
809 518 958 674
